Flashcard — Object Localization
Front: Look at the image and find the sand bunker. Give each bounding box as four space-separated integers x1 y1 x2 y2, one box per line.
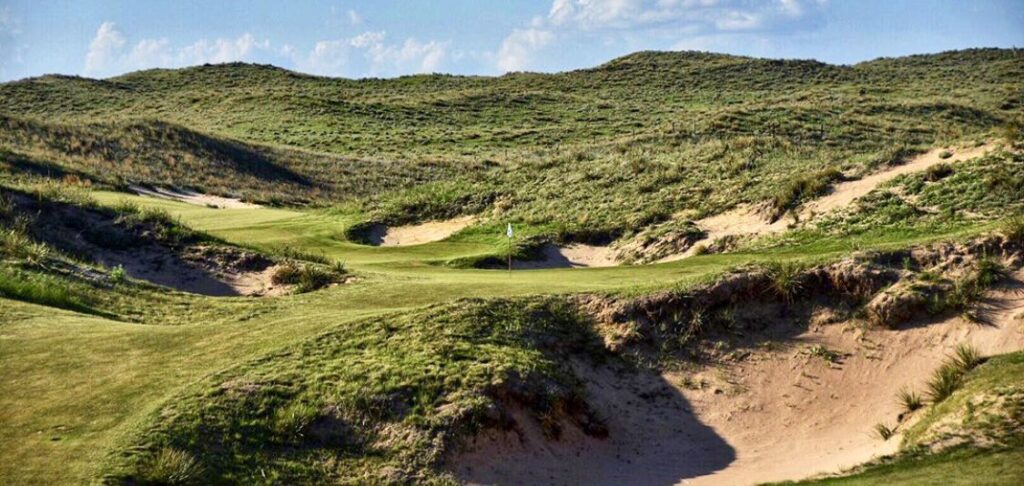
97 245 286 297
128 184 261 209
514 244 618 269
366 216 476 247
454 270 1024 485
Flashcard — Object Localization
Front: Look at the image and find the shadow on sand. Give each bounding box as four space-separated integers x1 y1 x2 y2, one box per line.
451 361 735 485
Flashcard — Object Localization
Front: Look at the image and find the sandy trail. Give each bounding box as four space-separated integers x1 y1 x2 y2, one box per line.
667 142 998 261
371 216 476 247
454 271 1024 485
128 184 261 209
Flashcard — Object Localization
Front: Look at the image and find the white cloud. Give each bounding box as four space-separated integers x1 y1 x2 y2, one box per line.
85 22 127 74
348 9 363 25
83 22 279 77
367 37 449 75
301 31 451 77
494 0 827 71
544 0 826 32
497 28 554 72
179 33 271 64
350 31 386 48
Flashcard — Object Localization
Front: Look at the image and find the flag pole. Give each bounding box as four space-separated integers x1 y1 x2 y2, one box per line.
506 223 513 275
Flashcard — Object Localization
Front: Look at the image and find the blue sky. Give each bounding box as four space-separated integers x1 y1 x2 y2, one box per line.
0 1 1022 81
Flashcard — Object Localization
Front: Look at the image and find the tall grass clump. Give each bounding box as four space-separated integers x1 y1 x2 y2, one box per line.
139 447 202 484
271 261 347 293
896 387 924 414
1001 214 1024 242
0 267 91 314
763 261 806 303
925 343 984 404
874 422 896 440
770 167 842 219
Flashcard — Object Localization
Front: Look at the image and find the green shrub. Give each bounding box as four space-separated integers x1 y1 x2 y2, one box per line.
938 150 953 159
923 163 953 181
110 265 127 284
1001 214 1024 242
271 261 346 293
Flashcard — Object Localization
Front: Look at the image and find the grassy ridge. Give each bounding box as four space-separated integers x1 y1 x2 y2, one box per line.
1 49 1020 240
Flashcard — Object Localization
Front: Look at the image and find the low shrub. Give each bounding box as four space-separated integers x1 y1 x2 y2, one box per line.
271 261 347 293
923 163 953 181
763 261 806 303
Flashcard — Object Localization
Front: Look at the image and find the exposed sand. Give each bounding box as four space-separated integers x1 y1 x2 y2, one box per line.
669 142 998 261
98 246 286 297
369 216 476 247
453 271 1024 485
128 184 261 209
512 244 618 269
800 142 996 218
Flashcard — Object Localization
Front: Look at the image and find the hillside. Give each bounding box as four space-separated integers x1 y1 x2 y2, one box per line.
1 49 1023 485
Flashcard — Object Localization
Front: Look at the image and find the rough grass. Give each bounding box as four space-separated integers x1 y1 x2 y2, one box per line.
2 49 1020 242
105 297 605 484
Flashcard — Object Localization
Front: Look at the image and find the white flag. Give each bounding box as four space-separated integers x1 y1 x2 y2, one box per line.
506 223 513 238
